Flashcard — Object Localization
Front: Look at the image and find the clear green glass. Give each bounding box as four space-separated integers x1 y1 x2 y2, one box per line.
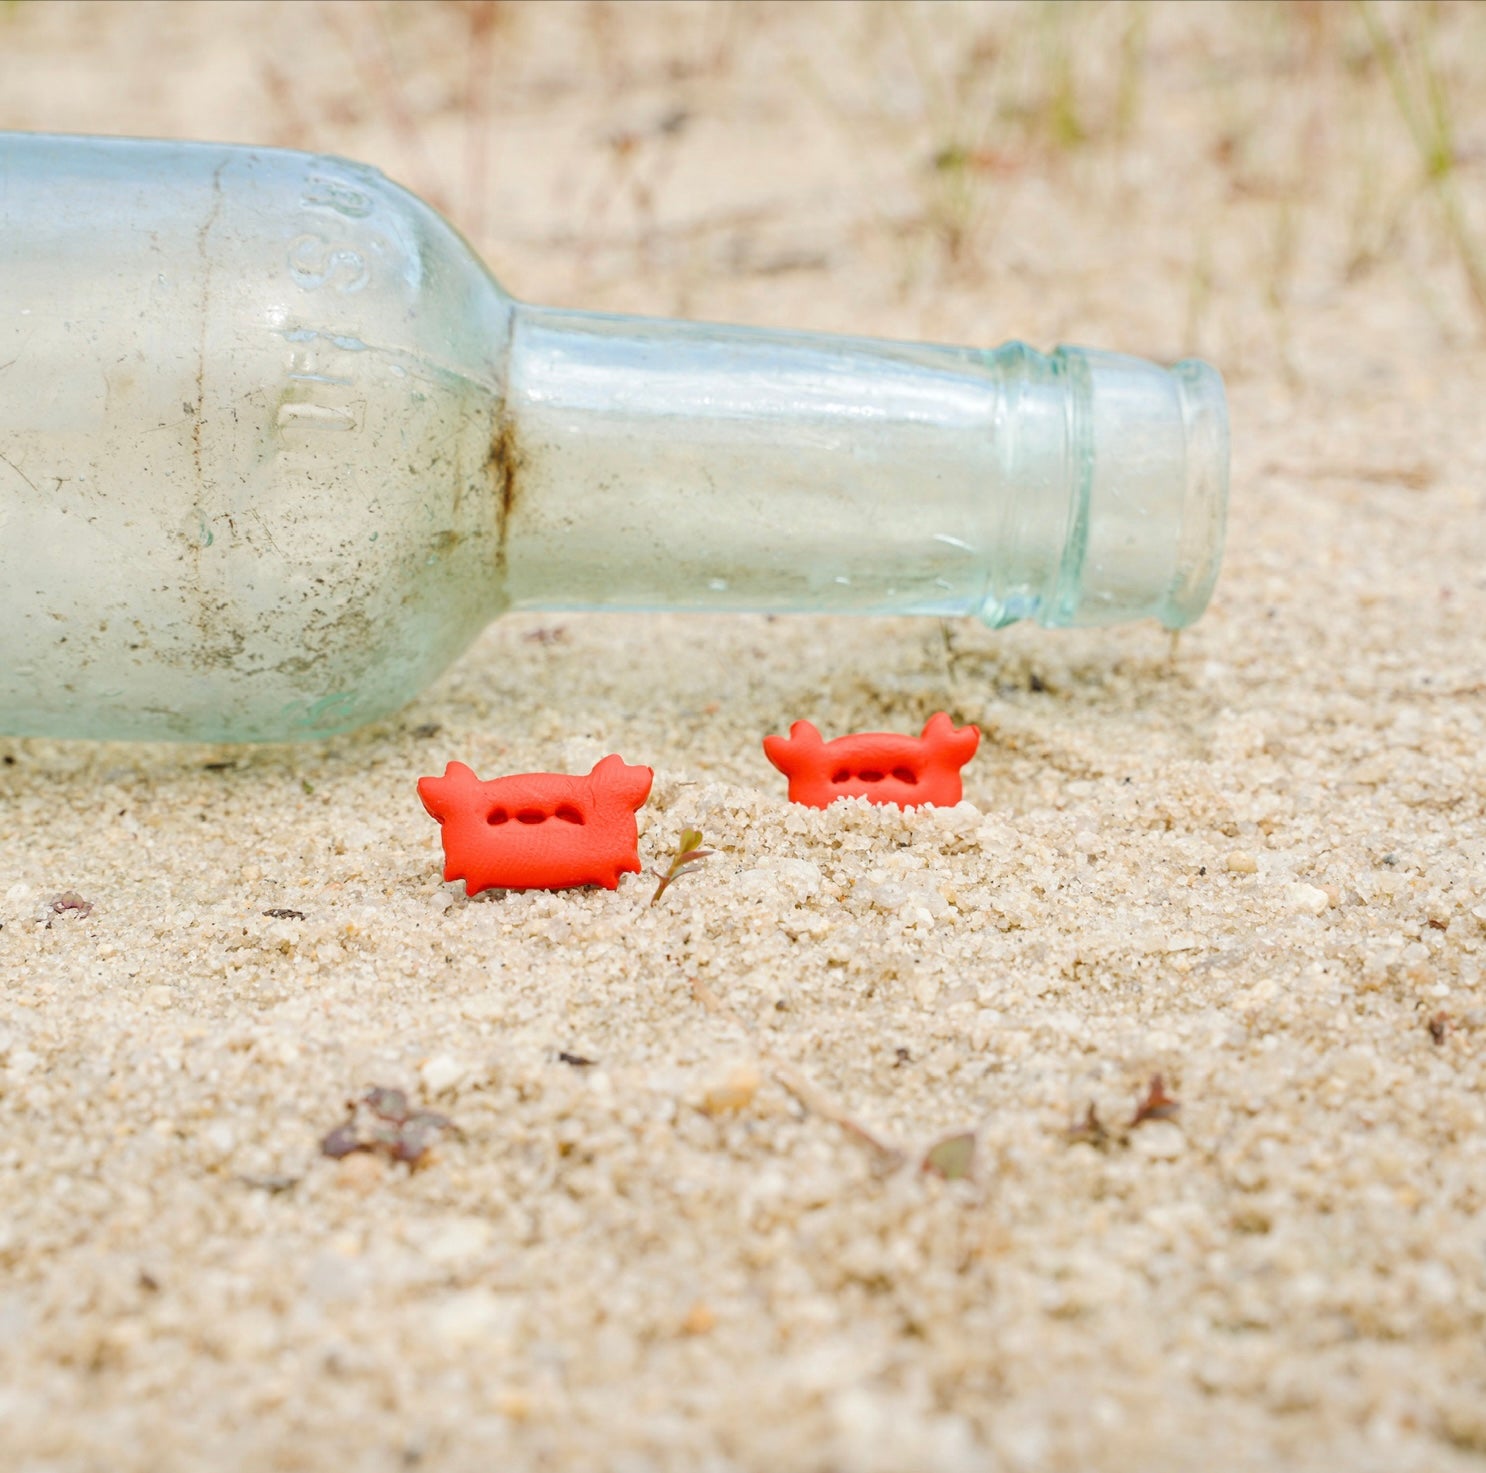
0 134 1228 741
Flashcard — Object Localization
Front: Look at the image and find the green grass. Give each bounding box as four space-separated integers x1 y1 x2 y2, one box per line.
1357 0 1486 333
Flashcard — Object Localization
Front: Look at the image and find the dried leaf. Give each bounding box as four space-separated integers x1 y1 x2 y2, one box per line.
321 1087 456 1170
392 1118 442 1164
923 1130 976 1180
362 1086 410 1123
320 1124 361 1160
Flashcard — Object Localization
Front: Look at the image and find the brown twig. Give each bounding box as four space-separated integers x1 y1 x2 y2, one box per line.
689 977 905 1167
1357 0 1486 334
1067 1074 1183 1150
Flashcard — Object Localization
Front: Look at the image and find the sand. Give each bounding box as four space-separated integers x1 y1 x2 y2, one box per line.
2 2 1485 1469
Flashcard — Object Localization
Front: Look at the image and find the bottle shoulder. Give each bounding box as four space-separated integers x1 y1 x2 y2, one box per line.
0 132 514 390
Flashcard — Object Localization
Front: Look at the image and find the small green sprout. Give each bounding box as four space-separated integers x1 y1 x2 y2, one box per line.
649 828 714 907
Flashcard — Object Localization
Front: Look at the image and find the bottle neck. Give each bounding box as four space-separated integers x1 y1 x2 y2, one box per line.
497 305 1226 630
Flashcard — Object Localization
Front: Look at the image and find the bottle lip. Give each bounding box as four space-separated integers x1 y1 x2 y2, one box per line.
1164 357 1229 629
1043 347 1230 631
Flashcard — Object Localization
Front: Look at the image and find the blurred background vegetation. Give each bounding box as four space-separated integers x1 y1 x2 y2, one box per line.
1 0 1482 388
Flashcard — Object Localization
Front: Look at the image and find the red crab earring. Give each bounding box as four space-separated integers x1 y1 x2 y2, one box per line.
763 711 979 809
418 754 653 895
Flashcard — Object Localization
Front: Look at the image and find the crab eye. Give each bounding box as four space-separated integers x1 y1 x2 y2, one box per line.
487 807 509 825
831 769 851 785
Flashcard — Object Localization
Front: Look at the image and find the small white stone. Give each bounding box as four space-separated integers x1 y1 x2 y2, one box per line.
419 1054 465 1095
918 885 950 919
861 880 908 912
914 973 941 1009
198 1120 237 1166
770 858 823 900
429 1288 517 1350
5 1048 40 1078
422 1217 493 1266
1286 882 1332 917
701 1061 761 1116
734 859 822 903
255 1035 299 1067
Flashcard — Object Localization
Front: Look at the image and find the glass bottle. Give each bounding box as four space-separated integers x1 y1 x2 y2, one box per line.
0 133 1227 742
